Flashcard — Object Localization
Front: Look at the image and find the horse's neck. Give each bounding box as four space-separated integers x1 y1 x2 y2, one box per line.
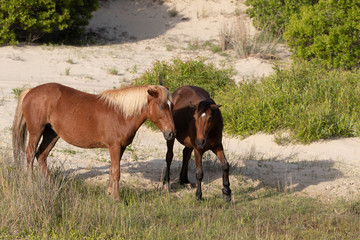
119 110 148 146
128 110 148 130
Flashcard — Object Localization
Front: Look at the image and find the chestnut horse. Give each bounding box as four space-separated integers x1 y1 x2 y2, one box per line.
163 86 231 202
12 82 175 199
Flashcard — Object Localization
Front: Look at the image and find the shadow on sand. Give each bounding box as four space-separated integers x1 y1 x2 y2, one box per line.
69 153 343 195
84 0 185 44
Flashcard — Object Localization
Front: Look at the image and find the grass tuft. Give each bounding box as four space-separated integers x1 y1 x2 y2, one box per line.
107 67 118 75
168 8 178 17
12 88 25 98
219 16 281 58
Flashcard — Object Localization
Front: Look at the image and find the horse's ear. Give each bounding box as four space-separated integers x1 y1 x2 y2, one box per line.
210 104 221 110
148 86 159 98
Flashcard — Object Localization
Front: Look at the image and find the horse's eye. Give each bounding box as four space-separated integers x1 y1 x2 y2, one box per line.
159 105 165 110
208 116 212 121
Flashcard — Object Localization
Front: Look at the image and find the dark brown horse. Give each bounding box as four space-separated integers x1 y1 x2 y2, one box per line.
164 86 231 202
12 82 175 200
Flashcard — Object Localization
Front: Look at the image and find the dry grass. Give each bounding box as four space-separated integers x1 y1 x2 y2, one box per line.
1 147 360 239
219 15 281 58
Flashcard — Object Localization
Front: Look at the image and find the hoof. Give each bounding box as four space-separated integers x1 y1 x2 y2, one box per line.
222 188 232 202
196 192 203 201
222 192 231 202
179 179 190 185
162 183 170 192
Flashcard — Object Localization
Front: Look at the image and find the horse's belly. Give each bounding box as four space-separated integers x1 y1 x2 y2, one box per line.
51 121 106 149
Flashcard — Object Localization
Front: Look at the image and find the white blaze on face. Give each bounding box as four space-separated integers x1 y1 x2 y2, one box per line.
201 113 206 117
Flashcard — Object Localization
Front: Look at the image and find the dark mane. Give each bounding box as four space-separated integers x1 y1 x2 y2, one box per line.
197 99 216 114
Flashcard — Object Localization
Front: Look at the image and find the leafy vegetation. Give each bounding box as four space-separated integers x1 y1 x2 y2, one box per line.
284 0 360 69
0 0 99 44
217 60 360 142
246 0 360 70
245 0 318 36
135 58 235 98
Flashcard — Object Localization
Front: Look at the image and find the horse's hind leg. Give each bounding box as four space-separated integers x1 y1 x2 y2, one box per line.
35 125 59 178
25 127 44 171
163 139 175 189
179 147 193 185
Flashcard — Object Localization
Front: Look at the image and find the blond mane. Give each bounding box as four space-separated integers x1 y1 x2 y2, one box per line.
99 85 171 119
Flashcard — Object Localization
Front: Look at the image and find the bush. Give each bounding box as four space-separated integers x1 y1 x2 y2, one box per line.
245 0 318 36
216 60 360 143
284 0 360 69
0 0 98 44
134 58 235 98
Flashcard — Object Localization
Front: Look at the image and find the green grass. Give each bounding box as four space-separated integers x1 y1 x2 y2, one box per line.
187 39 223 54
12 87 26 98
107 67 119 75
65 67 70 76
66 58 74 64
1 159 360 239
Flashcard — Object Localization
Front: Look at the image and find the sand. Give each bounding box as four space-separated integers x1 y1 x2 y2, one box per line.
0 0 358 201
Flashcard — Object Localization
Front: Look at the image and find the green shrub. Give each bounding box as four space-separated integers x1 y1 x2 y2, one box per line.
245 0 318 36
284 0 360 69
216 60 360 142
0 0 98 44
135 58 235 98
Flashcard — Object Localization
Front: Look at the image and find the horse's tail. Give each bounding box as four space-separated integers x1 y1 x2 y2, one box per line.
12 88 31 163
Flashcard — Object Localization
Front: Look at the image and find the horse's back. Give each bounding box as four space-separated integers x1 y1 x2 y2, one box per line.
172 86 211 108
26 82 94 101
22 83 107 147
23 83 94 117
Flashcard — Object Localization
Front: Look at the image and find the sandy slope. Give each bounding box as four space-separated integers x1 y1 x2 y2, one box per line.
0 0 359 201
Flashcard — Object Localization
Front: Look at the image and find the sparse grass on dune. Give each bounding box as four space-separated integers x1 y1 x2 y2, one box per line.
1 153 360 239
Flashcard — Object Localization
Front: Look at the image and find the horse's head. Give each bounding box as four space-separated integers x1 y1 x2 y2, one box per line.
193 100 221 149
147 85 176 141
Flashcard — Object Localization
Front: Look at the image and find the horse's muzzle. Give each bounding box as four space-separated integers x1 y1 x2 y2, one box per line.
195 138 206 149
163 130 176 140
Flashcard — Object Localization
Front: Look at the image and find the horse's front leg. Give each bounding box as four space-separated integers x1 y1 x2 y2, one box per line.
107 145 125 200
212 144 231 202
194 148 204 200
179 147 193 185
163 139 175 190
